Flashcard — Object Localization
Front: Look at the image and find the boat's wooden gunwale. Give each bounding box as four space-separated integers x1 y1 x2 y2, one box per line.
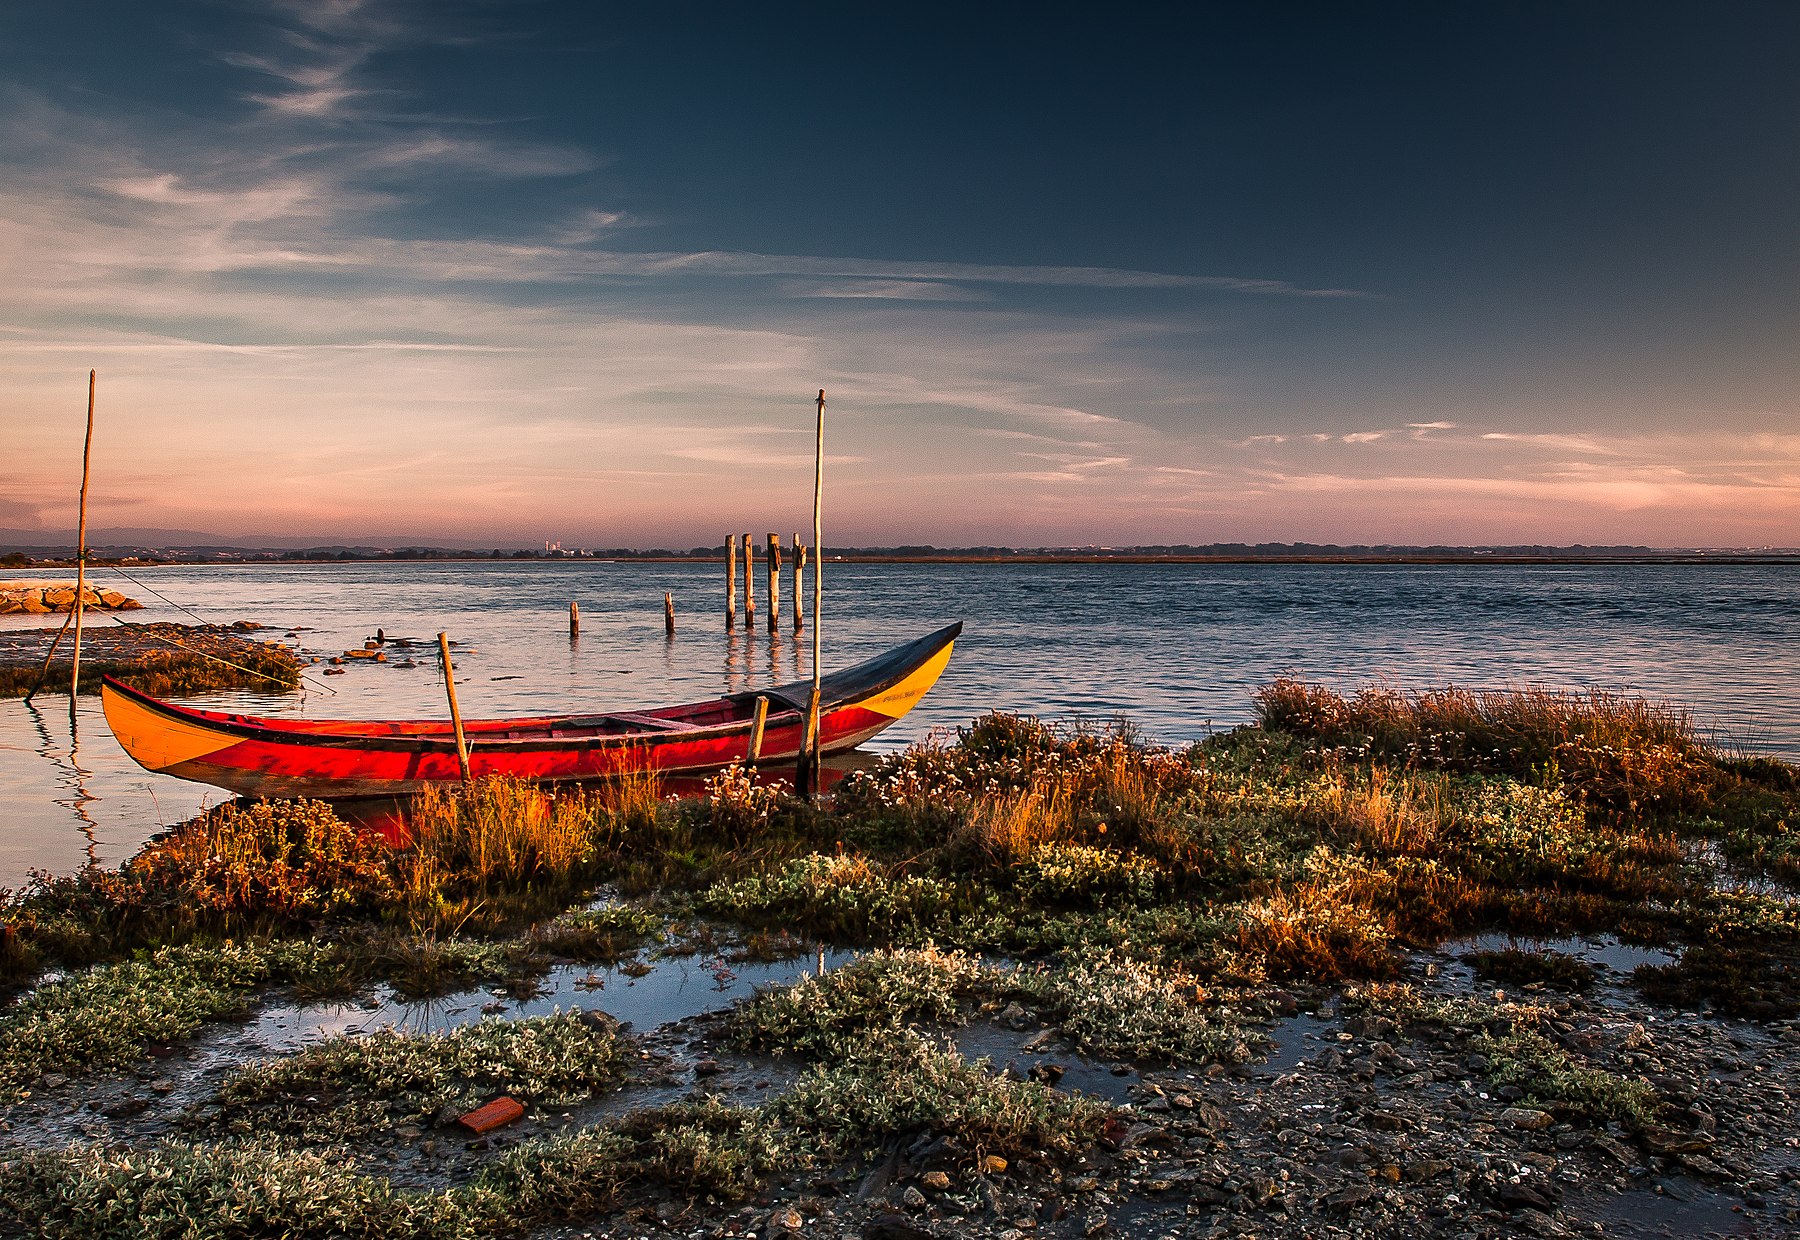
101 623 961 766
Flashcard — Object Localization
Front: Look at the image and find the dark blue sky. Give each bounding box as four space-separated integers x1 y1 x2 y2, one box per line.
3 2 1797 545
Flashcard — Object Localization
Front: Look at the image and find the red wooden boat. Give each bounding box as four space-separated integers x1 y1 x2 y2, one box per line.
101 623 961 799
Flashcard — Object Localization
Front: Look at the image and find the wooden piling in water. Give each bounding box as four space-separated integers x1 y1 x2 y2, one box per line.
793 535 805 633
25 371 95 705
437 632 472 784
766 533 781 633
664 591 676 635
795 532 810 633
799 389 825 800
569 600 580 639
725 534 737 630
742 533 755 626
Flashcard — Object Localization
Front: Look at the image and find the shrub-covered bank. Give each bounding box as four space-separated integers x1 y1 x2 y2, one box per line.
1 683 1797 1238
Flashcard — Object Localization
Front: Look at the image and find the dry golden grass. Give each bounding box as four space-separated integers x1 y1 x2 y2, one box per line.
1232 885 1398 980
1257 678 1719 813
400 777 618 915
1312 768 1447 855
953 780 1075 865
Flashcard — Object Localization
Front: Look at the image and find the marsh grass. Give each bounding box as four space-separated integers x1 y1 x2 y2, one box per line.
215 1012 625 1139
0 941 340 1095
1 687 1793 1110
1482 1027 1660 1130
773 1030 1110 1160
0 1033 1114 1240
529 901 663 962
400 777 609 921
0 1139 474 1240
0 637 301 699
728 945 992 1058
1256 678 1719 815
700 853 963 943
1007 948 1257 1064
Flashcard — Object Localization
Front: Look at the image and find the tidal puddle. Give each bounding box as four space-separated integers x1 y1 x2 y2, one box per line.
954 1022 1140 1103
251 947 859 1054
1434 933 1677 989
1567 1179 1762 1238
1261 1012 1338 1073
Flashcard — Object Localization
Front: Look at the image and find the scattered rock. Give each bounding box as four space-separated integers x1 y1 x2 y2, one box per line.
1323 1183 1376 1211
765 1205 804 1237
1502 1107 1555 1131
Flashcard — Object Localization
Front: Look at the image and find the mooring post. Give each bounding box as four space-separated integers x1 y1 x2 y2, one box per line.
725 534 737 630
766 533 781 633
792 534 806 633
69 370 95 710
664 591 675 636
742 532 755 627
26 372 96 705
748 694 769 765
569 600 580 639
437 632 472 784
799 390 825 800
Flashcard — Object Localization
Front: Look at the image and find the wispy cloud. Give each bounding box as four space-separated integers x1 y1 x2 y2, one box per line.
1480 432 1620 455
780 278 983 301
1 2 1791 548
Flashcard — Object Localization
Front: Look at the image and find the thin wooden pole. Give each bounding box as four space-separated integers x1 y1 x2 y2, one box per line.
569 600 580 639
725 534 737 630
742 532 755 626
792 534 805 633
69 370 95 707
748 695 769 765
800 389 825 799
437 632 472 784
664 591 676 635
766 533 781 634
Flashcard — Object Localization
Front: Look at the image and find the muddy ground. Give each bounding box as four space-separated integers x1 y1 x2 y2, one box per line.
2 928 1793 1240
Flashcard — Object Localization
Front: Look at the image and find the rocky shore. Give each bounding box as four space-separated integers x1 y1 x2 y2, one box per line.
0 579 141 614
0 619 299 696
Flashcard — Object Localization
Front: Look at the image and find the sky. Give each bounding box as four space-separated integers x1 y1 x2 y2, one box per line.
2 1 1797 549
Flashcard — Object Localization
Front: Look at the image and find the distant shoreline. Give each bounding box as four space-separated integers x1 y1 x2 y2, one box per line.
8 552 1799 569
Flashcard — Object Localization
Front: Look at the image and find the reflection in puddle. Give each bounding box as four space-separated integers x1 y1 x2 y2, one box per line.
1435 933 1678 988
1262 1013 1337 1073
953 1022 1140 1103
249 948 858 1055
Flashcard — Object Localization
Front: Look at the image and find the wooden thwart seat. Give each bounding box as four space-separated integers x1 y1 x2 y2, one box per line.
600 711 700 732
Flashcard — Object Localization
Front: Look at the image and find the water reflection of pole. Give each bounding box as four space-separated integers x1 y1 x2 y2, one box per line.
723 628 746 697
25 696 100 867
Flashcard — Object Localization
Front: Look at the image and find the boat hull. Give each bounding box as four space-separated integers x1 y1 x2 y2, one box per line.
102 624 960 799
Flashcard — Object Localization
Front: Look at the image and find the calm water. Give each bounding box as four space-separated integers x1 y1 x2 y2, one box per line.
2 561 1796 888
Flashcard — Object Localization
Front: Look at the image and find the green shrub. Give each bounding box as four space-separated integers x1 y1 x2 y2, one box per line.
729 946 993 1058
216 1012 624 1138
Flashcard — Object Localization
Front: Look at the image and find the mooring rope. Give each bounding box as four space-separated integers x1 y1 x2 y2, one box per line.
104 614 339 695
101 564 215 626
